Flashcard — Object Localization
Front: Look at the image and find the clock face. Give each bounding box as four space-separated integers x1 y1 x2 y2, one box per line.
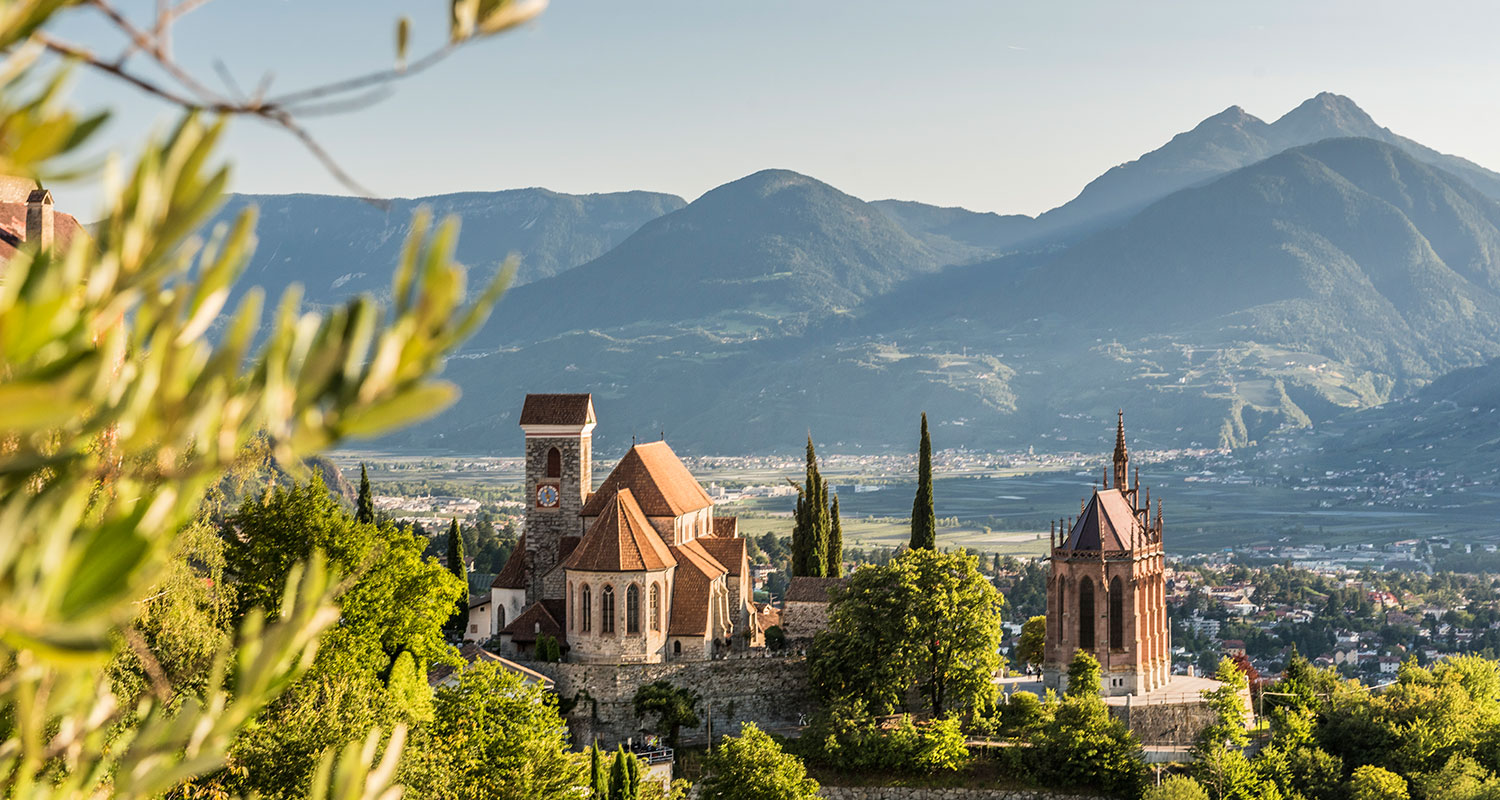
536 484 560 508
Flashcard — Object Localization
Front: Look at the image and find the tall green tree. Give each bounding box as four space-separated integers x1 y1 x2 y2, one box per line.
810 548 1001 716
590 744 609 798
791 436 832 577
699 723 819 800
827 494 843 578
910 413 936 550
357 463 375 524
446 517 468 635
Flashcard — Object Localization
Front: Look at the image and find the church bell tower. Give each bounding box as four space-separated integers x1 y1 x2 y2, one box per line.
518 394 595 604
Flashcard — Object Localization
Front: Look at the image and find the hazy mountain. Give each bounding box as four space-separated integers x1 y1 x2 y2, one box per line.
472 170 950 347
1028 93 1500 243
394 138 1500 454
1014 138 1500 367
869 199 1035 260
212 187 684 309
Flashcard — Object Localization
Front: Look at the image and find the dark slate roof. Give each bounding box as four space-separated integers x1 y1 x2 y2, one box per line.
491 533 528 590
784 576 847 603
1063 488 1140 551
580 442 713 518
518 393 594 426
501 601 565 644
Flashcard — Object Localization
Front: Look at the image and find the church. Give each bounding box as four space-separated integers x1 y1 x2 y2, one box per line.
480 394 763 663
1042 412 1172 696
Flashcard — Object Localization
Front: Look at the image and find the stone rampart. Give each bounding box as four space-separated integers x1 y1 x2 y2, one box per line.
522 653 813 746
817 788 1109 800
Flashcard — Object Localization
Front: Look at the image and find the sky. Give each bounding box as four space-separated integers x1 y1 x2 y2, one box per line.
56 0 1500 217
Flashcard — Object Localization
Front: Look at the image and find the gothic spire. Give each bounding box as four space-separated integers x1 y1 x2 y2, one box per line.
1112 409 1129 489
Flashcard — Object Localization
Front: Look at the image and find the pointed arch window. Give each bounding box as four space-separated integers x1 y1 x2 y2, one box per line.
1079 577 1095 650
546 447 562 478
1109 576 1124 650
601 585 616 634
627 584 641 634
650 583 661 631
581 584 592 632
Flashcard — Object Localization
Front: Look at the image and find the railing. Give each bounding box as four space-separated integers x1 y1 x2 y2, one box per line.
628 744 674 766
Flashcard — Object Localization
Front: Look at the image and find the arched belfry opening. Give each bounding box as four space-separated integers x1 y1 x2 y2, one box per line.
546 447 561 478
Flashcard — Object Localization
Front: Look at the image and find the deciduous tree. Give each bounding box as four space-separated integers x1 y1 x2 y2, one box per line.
633 681 701 749
699 723 819 800
810 548 1001 716
1016 615 1047 670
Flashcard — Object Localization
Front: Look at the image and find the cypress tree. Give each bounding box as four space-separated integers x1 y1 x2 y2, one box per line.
608 747 629 800
792 436 832 577
446 518 467 634
910 412 936 550
625 751 640 800
356 462 374 524
809 478 830 577
992 552 1001 575
827 493 842 577
590 743 608 798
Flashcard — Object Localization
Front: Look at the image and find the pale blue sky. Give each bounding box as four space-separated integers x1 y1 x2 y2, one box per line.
60 1 1500 216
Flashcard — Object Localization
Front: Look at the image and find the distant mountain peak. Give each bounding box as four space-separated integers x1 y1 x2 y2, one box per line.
1203 105 1258 125
1271 92 1385 141
694 168 852 209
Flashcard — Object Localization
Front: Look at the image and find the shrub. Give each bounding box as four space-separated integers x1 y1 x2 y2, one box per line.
1144 775 1211 800
1349 765 1409 800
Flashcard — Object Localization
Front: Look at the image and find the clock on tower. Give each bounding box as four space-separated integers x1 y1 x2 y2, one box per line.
536 484 560 508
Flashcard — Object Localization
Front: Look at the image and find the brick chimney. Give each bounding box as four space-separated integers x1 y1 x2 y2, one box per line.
25 188 53 250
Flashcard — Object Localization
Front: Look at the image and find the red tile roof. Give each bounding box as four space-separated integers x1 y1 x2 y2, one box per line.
562 488 676 572
581 441 713 518
666 539 728 636
1063 488 1141 552
519 393 594 426
501 601 565 644
711 516 738 538
698 535 746 577
491 533 528 590
0 202 86 262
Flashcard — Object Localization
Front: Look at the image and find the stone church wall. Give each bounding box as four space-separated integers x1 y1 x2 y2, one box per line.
524 653 813 746
781 600 830 641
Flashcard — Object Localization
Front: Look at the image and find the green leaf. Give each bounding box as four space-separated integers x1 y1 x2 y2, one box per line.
339 382 458 438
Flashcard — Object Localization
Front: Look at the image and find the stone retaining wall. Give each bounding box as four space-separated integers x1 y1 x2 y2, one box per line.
522 654 812 746
818 788 1109 800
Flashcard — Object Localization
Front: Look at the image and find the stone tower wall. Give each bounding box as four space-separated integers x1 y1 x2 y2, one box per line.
524 434 590 604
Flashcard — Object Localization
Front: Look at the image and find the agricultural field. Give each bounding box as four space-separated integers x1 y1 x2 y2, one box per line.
329 448 1499 556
